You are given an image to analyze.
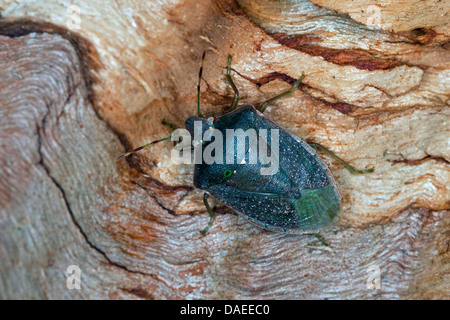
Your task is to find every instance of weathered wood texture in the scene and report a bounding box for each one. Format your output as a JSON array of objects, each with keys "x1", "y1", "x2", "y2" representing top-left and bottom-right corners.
[
  {"x1": 0, "y1": 0, "x2": 449, "y2": 299},
  {"x1": 309, "y1": 0, "x2": 449, "y2": 41}
]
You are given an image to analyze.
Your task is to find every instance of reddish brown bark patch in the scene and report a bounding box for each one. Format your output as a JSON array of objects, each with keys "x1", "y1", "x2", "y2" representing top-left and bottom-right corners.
[
  {"x1": 326, "y1": 102, "x2": 356, "y2": 115},
  {"x1": 408, "y1": 28, "x2": 438, "y2": 45},
  {"x1": 271, "y1": 33, "x2": 400, "y2": 71},
  {"x1": 254, "y1": 71, "x2": 297, "y2": 86}
]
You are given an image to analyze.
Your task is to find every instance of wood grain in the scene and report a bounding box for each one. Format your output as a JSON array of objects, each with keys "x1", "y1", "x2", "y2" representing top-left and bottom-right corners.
[{"x1": 0, "y1": 0, "x2": 448, "y2": 299}]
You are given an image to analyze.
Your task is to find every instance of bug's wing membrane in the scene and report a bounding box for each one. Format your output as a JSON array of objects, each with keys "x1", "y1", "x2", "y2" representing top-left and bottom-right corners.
[{"x1": 291, "y1": 184, "x2": 340, "y2": 229}]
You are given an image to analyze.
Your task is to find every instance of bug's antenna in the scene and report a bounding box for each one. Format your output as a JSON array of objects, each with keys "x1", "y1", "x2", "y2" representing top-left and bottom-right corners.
[
  {"x1": 116, "y1": 136, "x2": 171, "y2": 161},
  {"x1": 197, "y1": 50, "x2": 206, "y2": 118}
]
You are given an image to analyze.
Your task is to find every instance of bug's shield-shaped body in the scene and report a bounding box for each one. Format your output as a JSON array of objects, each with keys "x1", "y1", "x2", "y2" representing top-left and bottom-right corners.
[{"x1": 185, "y1": 105, "x2": 341, "y2": 233}]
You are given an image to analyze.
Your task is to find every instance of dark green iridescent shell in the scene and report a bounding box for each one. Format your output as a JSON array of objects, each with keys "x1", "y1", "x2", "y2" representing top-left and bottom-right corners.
[{"x1": 185, "y1": 105, "x2": 340, "y2": 233}]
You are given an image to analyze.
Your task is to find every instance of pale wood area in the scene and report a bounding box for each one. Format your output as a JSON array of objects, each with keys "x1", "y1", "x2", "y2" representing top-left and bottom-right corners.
[
  {"x1": 0, "y1": 0, "x2": 448, "y2": 299},
  {"x1": 309, "y1": 0, "x2": 449, "y2": 41}
]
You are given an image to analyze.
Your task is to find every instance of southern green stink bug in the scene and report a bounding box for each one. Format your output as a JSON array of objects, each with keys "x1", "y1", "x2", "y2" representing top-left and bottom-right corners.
[{"x1": 118, "y1": 52, "x2": 373, "y2": 242}]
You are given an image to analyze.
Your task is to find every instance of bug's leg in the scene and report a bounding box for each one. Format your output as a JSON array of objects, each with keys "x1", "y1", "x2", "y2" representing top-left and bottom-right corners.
[
  {"x1": 305, "y1": 233, "x2": 329, "y2": 247},
  {"x1": 226, "y1": 55, "x2": 240, "y2": 111},
  {"x1": 308, "y1": 142, "x2": 374, "y2": 174},
  {"x1": 200, "y1": 193, "x2": 216, "y2": 235},
  {"x1": 259, "y1": 73, "x2": 305, "y2": 113},
  {"x1": 161, "y1": 119, "x2": 178, "y2": 131}
]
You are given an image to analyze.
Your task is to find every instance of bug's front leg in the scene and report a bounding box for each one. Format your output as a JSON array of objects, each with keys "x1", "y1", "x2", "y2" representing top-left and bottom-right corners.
[
  {"x1": 161, "y1": 119, "x2": 178, "y2": 131},
  {"x1": 200, "y1": 193, "x2": 216, "y2": 235},
  {"x1": 226, "y1": 55, "x2": 240, "y2": 111},
  {"x1": 304, "y1": 233, "x2": 335, "y2": 253},
  {"x1": 259, "y1": 73, "x2": 305, "y2": 113},
  {"x1": 308, "y1": 142, "x2": 374, "y2": 174}
]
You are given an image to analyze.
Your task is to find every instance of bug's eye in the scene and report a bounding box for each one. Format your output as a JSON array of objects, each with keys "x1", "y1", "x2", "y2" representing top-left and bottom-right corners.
[{"x1": 223, "y1": 169, "x2": 233, "y2": 178}]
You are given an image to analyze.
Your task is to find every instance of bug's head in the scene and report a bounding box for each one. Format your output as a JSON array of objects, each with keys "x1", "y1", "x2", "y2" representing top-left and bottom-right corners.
[
  {"x1": 185, "y1": 116, "x2": 205, "y2": 137},
  {"x1": 185, "y1": 115, "x2": 237, "y2": 189},
  {"x1": 185, "y1": 116, "x2": 216, "y2": 138}
]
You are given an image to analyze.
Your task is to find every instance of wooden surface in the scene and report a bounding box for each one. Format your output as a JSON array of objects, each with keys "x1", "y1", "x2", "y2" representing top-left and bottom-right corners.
[
  {"x1": 309, "y1": 0, "x2": 449, "y2": 40},
  {"x1": 0, "y1": 0, "x2": 449, "y2": 299}
]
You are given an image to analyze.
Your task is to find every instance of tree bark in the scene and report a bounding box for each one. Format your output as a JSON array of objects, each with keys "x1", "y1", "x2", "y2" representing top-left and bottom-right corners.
[{"x1": 0, "y1": 0, "x2": 448, "y2": 299}]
